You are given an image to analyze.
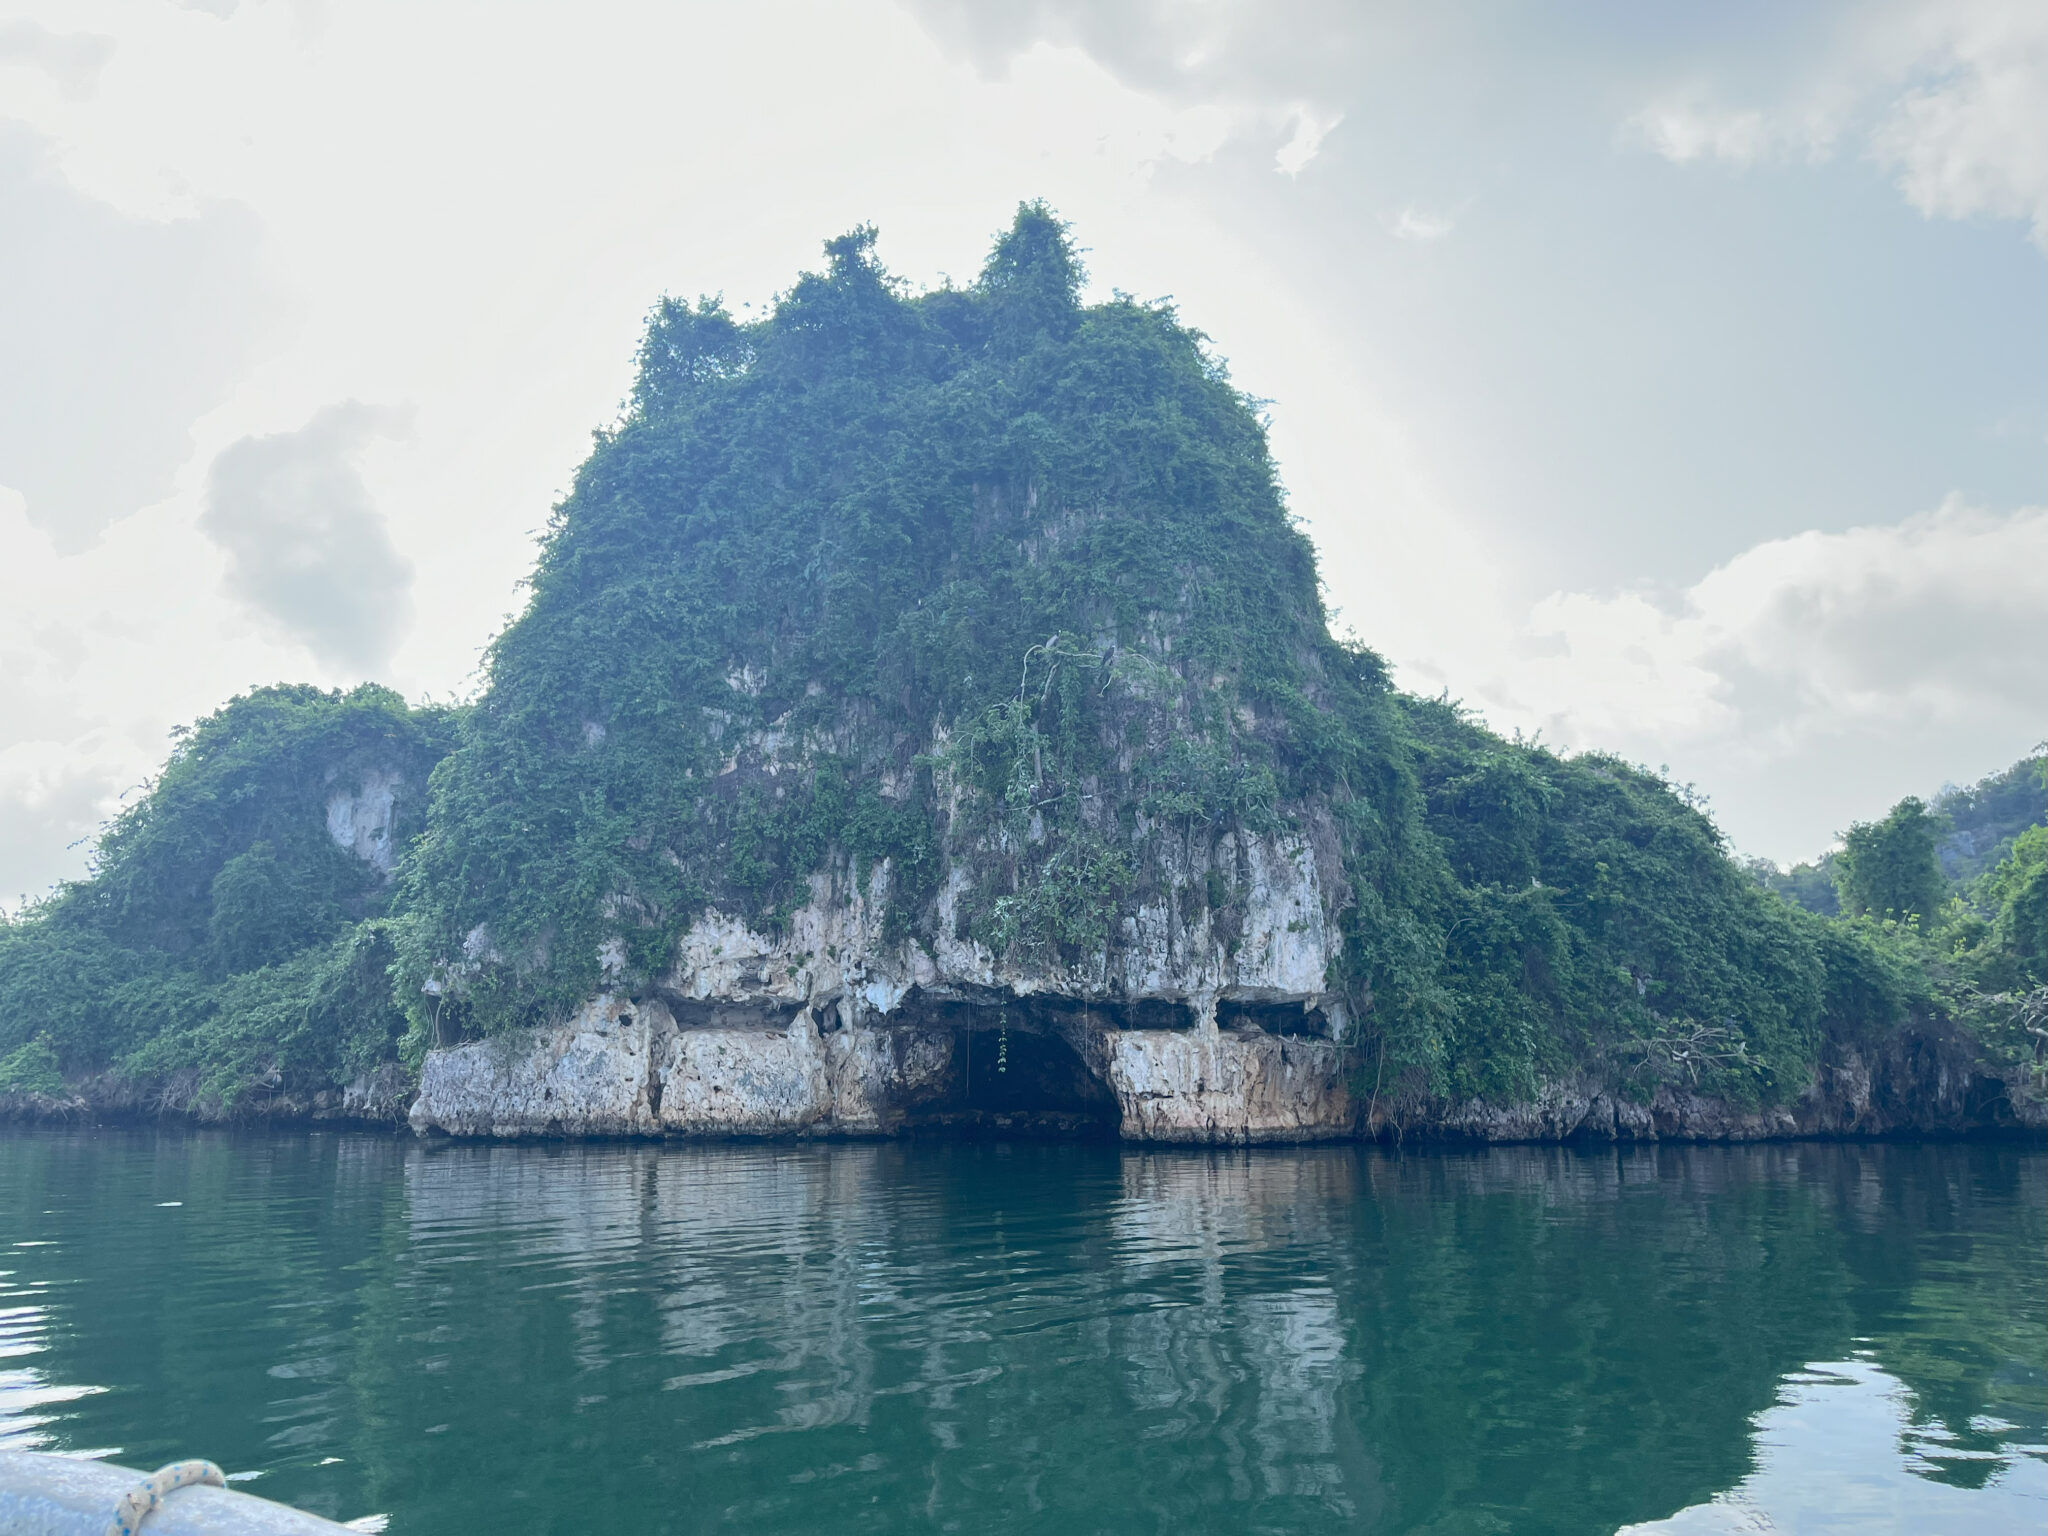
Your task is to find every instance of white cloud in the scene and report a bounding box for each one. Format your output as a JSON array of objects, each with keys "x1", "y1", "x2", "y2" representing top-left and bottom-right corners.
[
  {"x1": 1628, "y1": 102, "x2": 1795, "y2": 168},
  {"x1": 1489, "y1": 498, "x2": 2048, "y2": 856},
  {"x1": 0, "y1": 483, "x2": 311, "y2": 905},
  {"x1": 1275, "y1": 106, "x2": 1341, "y2": 176},
  {"x1": 201, "y1": 403, "x2": 417, "y2": 675},
  {"x1": 1685, "y1": 500, "x2": 2044, "y2": 734},
  {"x1": 1870, "y1": 3, "x2": 2048, "y2": 243},
  {"x1": 905, "y1": 0, "x2": 1352, "y2": 175},
  {"x1": 1390, "y1": 205, "x2": 1454, "y2": 242},
  {"x1": 0, "y1": 20, "x2": 114, "y2": 101},
  {"x1": 1629, "y1": 0, "x2": 2048, "y2": 244},
  {"x1": 1537, "y1": 497, "x2": 2045, "y2": 742},
  {"x1": 0, "y1": 750, "x2": 120, "y2": 911}
]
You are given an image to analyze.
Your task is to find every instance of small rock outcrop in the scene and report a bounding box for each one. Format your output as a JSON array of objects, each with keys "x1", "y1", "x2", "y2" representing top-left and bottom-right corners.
[
  {"x1": 412, "y1": 996, "x2": 663, "y2": 1138},
  {"x1": 1096, "y1": 1026, "x2": 1349, "y2": 1143},
  {"x1": 325, "y1": 766, "x2": 407, "y2": 876}
]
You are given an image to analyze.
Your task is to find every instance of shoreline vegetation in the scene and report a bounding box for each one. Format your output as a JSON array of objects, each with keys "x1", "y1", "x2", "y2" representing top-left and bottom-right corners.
[{"x1": 1, "y1": 206, "x2": 2042, "y2": 1143}]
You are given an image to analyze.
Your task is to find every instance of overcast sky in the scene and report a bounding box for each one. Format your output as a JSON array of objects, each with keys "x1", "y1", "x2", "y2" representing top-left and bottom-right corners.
[{"x1": 0, "y1": 0, "x2": 2041, "y2": 901}]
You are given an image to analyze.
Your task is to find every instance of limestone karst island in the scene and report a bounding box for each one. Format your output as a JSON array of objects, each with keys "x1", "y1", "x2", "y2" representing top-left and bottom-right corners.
[
  {"x1": 2, "y1": 160, "x2": 2044, "y2": 1536},
  {"x1": 2, "y1": 209, "x2": 2041, "y2": 1148}
]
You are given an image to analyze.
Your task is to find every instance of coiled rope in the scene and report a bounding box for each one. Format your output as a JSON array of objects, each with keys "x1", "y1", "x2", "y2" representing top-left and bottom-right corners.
[{"x1": 105, "y1": 1459, "x2": 225, "y2": 1536}]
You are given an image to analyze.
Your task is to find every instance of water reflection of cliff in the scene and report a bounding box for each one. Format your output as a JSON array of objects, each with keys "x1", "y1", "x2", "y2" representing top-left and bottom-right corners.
[
  {"x1": 0, "y1": 1131, "x2": 2038, "y2": 1534},
  {"x1": 380, "y1": 1140, "x2": 2044, "y2": 1533}
]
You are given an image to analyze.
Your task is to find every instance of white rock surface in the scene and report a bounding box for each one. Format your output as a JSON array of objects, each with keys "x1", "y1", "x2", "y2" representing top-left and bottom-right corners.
[
  {"x1": 410, "y1": 994, "x2": 661, "y2": 1137},
  {"x1": 324, "y1": 767, "x2": 404, "y2": 875},
  {"x1": 1230, "y1": 833, "x2": 1335, "y2": 995},
  {"x1": 654, "y1": 820, "x2": 1341, "y2": 1023},
  {"x1": 1100, "y1": 1024, "x2": 1352, "y2": 1144},
  {"x1": 412, "y1": 1002, "x2": 1352, "y2": 1144},
  {"x1": 656, "y1": 1015, "x2": 833, "y2": 1134},
  {"x1": 820, "y1": 1024, "x2": 954, "y2": 1134}
]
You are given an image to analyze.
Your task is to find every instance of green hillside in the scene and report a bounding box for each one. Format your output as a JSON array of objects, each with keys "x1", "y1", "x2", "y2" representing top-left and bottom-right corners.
[{"x1": 0, "y1": 685, "x2": 458, "y2": 1111}]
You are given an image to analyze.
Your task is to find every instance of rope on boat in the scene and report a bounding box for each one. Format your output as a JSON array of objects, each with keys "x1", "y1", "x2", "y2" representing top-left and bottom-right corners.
[{"x1": 105, "y1": 1460, "x2": 225, "y2": 1536}]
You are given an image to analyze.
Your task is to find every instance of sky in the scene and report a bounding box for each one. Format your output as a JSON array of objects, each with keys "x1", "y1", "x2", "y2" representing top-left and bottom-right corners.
[{"x1": 0, "y1": 0, "x2": 2041, "y2": 903}]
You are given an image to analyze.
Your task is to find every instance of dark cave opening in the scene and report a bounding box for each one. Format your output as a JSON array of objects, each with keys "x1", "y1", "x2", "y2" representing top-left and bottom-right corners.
[
  {"x1": 893, "y1": 998, "x2": 1122, "y2": 1139},
  {"x1": 1216, "y1": 997, "x2": 1330, "y2": 1037}
]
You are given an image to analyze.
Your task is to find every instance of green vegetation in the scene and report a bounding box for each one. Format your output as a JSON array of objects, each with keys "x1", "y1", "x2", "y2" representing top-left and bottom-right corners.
[
  {"x1": 1838, "y1": 797, "x2": 1948, "y2": 924},
  {"x1": 0, "y1": 684, "x2": 458, "y2": 1111},
  {"x1": 0, "y1": 205, "x2": 2040, "y2": 1121},
  {"x1": 1934, "y1": 754, "x2": 2047, "y2": 883},
  {"x1": 1741, "y1": 752, "x2": 2048, "y2": 1113},
  {"x1": 1393, "y1": 702, "x2": 1832, "y2": 1103},
  {"x1": 0, "y1": 1034, "x2": 64, "y2": 1096},
  {"x1": 1755, "y1": 754, "x2": 2046, "y2": 925},
  {"x1": 1745, "y1": 853, "x2": 1841, "y2": 917}
]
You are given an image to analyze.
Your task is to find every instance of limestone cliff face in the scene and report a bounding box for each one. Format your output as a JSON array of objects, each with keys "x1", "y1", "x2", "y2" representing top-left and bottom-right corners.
[
  {"x1": 406, "y1": 871, "x2": 2040, "y2": 1145},
  {"x1": 410, "y1": 1005, "x2": 1354, "y2": 1145},
  {"x1": 403, "y1": 771, "x2": 2039, "y2": 1147},
  {"x1": 1097, "y1": 1029, "x2": 1348, "y2": 1143},
  {"x1": 406, "y1": 1002, "x2": 2045, "y2": 1145},
  {"x1": 403, "y1": 748, "x2": 1373, "y2": 1140},
  {"x1": 411, "y1": 786, "x2": 1365, "y2": 1144}
]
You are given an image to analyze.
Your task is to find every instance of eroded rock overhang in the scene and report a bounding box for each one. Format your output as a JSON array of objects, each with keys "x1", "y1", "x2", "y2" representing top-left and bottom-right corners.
[
  {"x1": 409, "y1": 985, "x2": 1355, "y2": 1144},
  {"x1": 411, "y1": 824, "x2": 1357, "y2": 1144}
]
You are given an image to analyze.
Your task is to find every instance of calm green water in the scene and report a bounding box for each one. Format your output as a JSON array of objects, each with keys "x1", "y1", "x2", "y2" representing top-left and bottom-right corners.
[{"x1": 1, "y1": 1133, "x2": 2041, "y2": 1535}]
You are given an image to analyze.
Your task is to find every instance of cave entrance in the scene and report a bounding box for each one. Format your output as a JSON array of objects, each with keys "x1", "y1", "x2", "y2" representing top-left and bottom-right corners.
[{"x1": 900, "y1": 1007, "x2": 1121, "y2": 1140}]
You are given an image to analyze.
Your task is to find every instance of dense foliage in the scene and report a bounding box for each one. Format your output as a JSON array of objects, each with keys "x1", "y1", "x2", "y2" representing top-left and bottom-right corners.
[
  {"x1": 1837, "y1": 797, "x2": 1949, "y2": 924},
  {"x1": 1398, "y1": 701, "x2": 1830, "y2": 1102},
  {"x1": 1761, "y1": 754, "x2": 2047, "y2": 923},
  {"x1": 0, "y1": 685, "x2": 458, "y2": 1109},
  {"x1": 1742, "y1": 752, "x2": 2048, "y2": 1110},
  {"x1": 1934, "y1": 754, "x2": 2047, "y2": 883}
]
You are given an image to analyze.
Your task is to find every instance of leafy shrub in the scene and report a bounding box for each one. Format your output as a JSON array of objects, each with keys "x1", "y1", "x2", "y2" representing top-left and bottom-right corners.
[
  {"x1": 0, "y1": 1035, "x2": 64, "y2": 1096},
  {"x1": 1837, "y1": 797, "x2": 1949, "y2": 924}
]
